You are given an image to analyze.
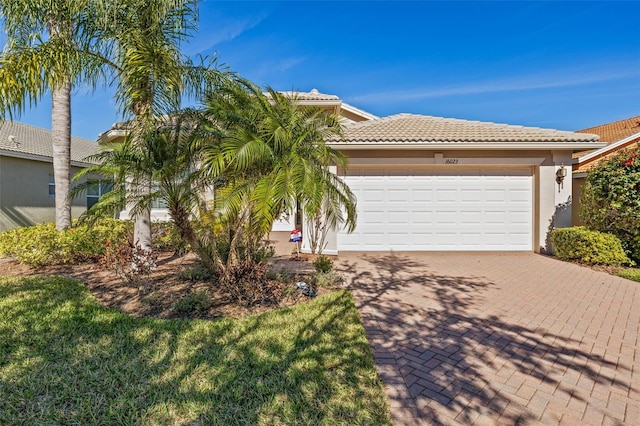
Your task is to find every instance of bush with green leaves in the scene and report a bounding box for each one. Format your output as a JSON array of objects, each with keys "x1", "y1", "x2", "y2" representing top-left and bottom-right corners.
[
  {"x1": 152, "y1": 222, "x2": 188, "y2": 254},
  {"x1": 0, "y1": 219, "x2": 132, "y2": 266},
  {"x1": 313, "y1": 255, "x2": 333, "y2": 273},
  {"x1": 550, "y1": 227, "x2": 630, "y2": 266},
  {"x1": 580, "y1": 147, "x2": 640, "y2": 262}
]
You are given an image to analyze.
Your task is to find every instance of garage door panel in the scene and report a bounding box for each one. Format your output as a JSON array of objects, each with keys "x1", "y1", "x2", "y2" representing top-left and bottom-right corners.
[
  {"x1": 338, "y1": 167, "x2": 533, "y2": 251},
  {"x1": 509, "y1": 189, "x2": 531, "y2": 202},
  {"x1": 435, "y1": 211, "x2": 458, "y2": 225},
  {"x1": 412, "y1": 211, "x2": 434, "y2": 224},
  {"x1": 412, "y1": 189, "x2": 435, "y2": 202},
  {"x1": 388, "y1": 211, "x2": 411, "y2": 224},
  {"x1": 362, "y1": 189, "x2": 385, "y2": 202}
]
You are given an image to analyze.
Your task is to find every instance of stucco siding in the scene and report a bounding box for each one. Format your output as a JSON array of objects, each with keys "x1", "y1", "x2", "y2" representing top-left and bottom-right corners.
[{"x1": 0, "y1": 156, "x2": 87, "y2": 232}]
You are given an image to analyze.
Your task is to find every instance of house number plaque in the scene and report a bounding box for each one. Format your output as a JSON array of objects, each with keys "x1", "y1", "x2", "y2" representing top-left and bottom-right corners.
[{"x1": 445, "y1": 158, "x2": 459, "y2": 164}]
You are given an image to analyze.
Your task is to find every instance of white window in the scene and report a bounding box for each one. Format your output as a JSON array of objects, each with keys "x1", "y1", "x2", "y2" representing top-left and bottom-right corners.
[
  {"x1": 48, "y1": 176, "x2": 55, "y2": 197},
  {"x1": 87, "y1": 181, "x2": 113, "y2": 209}
]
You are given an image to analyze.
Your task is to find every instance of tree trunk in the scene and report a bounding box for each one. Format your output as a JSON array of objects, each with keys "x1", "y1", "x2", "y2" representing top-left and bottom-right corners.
[
  {"x1": 133, "y1": 180, "x2": 153, "y2": 250},
  {"x1": 170, "y1": 204, "x2": 221, "y2": 274},
  {"x1": 51, "y1": 83, "x2": 72, "y2": 230}
]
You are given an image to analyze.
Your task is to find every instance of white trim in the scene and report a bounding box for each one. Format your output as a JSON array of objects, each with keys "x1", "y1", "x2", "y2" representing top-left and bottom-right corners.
[
  {"x1": 573, "y1": 172, "x2": 587, "y2": 178},
  {"x1": 340, "y1": 102, "x2": 379, "y2": 121},
  {"x1": 577, "y1": 132, "x2": 640, "y2": 163}
]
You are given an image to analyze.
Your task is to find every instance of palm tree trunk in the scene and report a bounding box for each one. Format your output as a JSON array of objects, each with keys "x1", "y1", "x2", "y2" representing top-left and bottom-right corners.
[
  {"x1": 133, "y1": 180, "x2": 153, "y2": 250},
  {"x1": 51, "y1": 83, "x2": 72, "y2": 230},
  {"x1": 170, "y1": 204, "x2": 222, "y2": 273}
]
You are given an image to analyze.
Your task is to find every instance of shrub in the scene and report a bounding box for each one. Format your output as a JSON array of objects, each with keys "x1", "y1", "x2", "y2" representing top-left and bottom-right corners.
[
  {"x1": 617, "y1": 269, "x2": 640, "y2": 283},
  {"x1": 222, "y1": 261, "x2": 283, "y2": 307},
  {"x1": 0, "y1": 219, "x2": 132, "y2": 266},
  {"x1": 265, "y1": 266, "x2": 295, "y2": 283},
  {"x1": 99, "y1": 239, "x2": 158, "y2": 284},
  {"x1": 172, "y1": 290, "x2": 213, "y2": 314},
  {"x1": 550, "y1": 227, "x2": 630, "y2": 266},
  {"x1": 178, "y1": 264, "x2": 213, "y2": 282},
  {"x1": 312, "y1": 255, "x2": 333, "y2": 273},
  {"x1": 152, "y1": 222, "x2": 188, "y2": 254},
  {"x1": 312, "y1": 271, "x2": 344, "y2": 288},
  {"x1": 580, "y1": 147, "x2": 640, "y2": 262},
  {"x1": 213, "y1": 233, "x2": 275, "y2": 265}
]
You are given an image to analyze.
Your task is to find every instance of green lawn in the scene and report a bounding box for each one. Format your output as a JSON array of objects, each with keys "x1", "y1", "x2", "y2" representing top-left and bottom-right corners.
[
  {"x1": 0, "y1": 276, "x2": 391, "y2": 425},
  {"x1": 618, "y1": 268, "x2": 640, "y2": 283}
]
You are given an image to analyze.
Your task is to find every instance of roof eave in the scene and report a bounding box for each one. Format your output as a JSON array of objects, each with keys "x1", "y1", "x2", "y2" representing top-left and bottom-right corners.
[
  {"x1": 98, "y1": 129, "x2": 128, "y2": 144},
  {"x1": 340, "y1": 102, "x2": 379, "y2": 121},
  {"x1": 0, "y1": 149, "x2": 97, "y2": 166},
  {"x1": 328, "y1": 141, "x2": 606, "y2": 150}
]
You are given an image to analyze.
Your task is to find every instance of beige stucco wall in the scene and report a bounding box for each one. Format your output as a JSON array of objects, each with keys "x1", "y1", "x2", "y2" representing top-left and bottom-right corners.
[
  {"x1": 0, "y1": 155, "x2": 87, "y2": 232},
  {"x1": 307, "y1": 148, "x2": 575, "y2": 254}
]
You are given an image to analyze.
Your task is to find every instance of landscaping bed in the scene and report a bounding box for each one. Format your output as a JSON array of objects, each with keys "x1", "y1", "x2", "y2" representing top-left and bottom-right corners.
[
  {"x1": 0, "y1": 259, "x2": 392, "y2": 425},
  {"x1": 0, "y1": 252, "x2": 332, "y2": 320}
]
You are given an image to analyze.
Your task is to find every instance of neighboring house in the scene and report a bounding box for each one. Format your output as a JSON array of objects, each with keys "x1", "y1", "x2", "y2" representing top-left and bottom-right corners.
[
  {"x1": 572, "y1": 116, "x2": 640, "y2": 225},
  {"x1": 0, "y1": 121, "x2": 100, "y2": 232},
  {"x1": 98, "y1": 89, "x2": 605, "y2": 254}
]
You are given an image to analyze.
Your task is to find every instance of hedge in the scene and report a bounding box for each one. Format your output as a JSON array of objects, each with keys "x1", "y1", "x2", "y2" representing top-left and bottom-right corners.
[{"x1": 550, "y1": 226, "x2": 630, "y2": 266}]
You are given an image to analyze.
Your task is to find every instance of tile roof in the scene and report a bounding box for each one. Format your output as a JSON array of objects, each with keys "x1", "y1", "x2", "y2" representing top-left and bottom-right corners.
[
  {"x1": 577, "y1": 115, "x2": 640, "y2": 143},
  {"x1": 333, "y1": 114, "x2": 600, "y2": 144},
  {"x1": 0, "y1": 120, "x2": 99, "y2": 164}
]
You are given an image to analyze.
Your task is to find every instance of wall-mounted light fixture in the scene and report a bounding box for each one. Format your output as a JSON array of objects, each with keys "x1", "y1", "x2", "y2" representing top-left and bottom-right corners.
[{"x1": 556, "y1": 163, "x2": 567, "y2": 191}]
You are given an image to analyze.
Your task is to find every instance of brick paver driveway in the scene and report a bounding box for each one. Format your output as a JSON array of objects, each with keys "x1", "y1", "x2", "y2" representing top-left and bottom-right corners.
[{"x1": 337, "y1": 252, "x2": 639, "y2": 425}]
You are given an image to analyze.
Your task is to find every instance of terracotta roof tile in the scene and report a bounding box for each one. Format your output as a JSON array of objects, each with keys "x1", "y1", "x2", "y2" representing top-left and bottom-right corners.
[
  {"x1": 0, "y1": 121, "x2": 99, "y2": 164},
  {"x1": 577, "y1": 115, "x2": 640, "y2": 143},
  {"x1": 333, "y1": 114, "x2": 599, "y2": 144}
]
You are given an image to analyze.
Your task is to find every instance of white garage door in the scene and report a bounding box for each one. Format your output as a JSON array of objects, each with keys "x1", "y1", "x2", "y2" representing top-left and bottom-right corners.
[{"x1": 338, "y1": 167, "x2": 533, "y2": 251}]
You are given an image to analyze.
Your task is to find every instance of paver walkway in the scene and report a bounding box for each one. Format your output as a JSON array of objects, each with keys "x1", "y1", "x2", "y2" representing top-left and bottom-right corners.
[{"x1": 337, "y1": 252, "x2": 640, "y2": 425}]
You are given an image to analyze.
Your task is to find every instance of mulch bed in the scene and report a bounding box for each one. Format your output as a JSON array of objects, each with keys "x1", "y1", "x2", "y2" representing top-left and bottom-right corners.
[{"x1": 0, "y1": 253, "x2": 333, "y2": 320}]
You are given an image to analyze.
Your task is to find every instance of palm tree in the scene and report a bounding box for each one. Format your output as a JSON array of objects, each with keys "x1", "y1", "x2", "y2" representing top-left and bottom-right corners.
[
  {"x1": 98, "y1": 0, "x2": 224, "y2": 249},
  {"x1": 73, "y1": 114, "x2": 220, "y2": 271},
  {"x1": 200, "y1": 81, "x2": 357, "y2": 268},
  {"x1": 0, "y1": 0, "x2": 106, "y2": 230},
  {"x1": 76, "y1": 78, "x2": 356, "y2": 279}
]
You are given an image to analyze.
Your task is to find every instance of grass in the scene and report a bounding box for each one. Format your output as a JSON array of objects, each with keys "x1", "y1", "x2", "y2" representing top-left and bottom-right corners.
[
  {"x1": 0, "y1": 276, "x2": 391, "y2": 425},
  {"x1": 618, "y1": 268, "x2": 640, "y2": 283}
]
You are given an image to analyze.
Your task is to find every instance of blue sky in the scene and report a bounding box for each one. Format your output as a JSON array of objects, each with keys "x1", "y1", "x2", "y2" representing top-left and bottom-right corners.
[{"x1": 2, "y1": 0, "x2": 640, "y2": 140}]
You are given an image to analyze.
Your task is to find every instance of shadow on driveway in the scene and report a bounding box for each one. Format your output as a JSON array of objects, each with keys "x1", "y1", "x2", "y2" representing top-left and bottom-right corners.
[{"x1": 339, "y1": 252, "x2": 636, "y2": 425}]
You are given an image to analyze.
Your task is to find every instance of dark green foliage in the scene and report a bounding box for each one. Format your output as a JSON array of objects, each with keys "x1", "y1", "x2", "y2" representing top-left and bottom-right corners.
[
  {"x1": 551, "y1": 227, "x2": 630, "y2": 266},
  {"x1": 580, "y1": 147, "x2": 640, "y2": 261},
  {"x1": 313, "y1": 255, "x2": 333, "y2": 273}
]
